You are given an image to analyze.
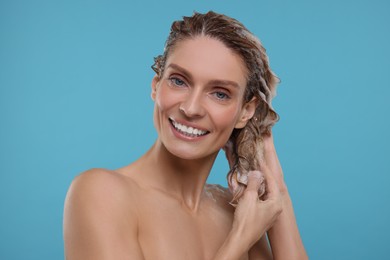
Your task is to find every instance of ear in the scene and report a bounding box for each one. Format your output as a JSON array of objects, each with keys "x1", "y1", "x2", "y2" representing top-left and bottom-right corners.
[
  {"x1": 151, "y1": 75, "x2": 160, "y2": 101},
  {"x1": 235, "y1": 97, "x2": 257, "y2": 129}
]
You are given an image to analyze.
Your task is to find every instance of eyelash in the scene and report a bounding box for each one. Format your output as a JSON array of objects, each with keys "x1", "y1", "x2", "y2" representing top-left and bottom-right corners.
[
  {"x1": 212, "y1": 91, "x2": 231, "y2": 101},
  {"x1": 167, "y1": 75, "x2": 231, "y2": 101},
  {"x1": 168, "y1": 76, "x2": 187, "y2": 88}
]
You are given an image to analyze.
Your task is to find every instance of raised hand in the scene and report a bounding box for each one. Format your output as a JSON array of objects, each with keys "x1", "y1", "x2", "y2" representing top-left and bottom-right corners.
[
  {"x1": 217, "y1": 133, "x2": 307, "y2": 259},
  {"x1": 231, "y1": 170, "x2": 283, "y2": 252},
  {"x1": 260, "y1": 132, "x2": 308, "y2": 260},
  {"x1": 261, "y1": 133, "x2": 287, "y2": 194}
]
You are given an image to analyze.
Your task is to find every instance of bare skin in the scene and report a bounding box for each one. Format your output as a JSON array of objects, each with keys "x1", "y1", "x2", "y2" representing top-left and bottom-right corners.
[{"x1": 63, "y1": 36, "x2": 307, "y2": 260}]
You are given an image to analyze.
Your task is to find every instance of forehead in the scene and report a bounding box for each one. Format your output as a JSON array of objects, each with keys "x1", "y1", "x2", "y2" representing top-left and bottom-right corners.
[{"x1": 165, "y1": 36, "x2": 248, "y2": 87}]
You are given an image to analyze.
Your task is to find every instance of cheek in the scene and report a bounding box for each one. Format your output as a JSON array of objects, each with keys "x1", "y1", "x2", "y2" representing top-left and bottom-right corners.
[
  {"x1": 155, "y1": 86, "x2": 177, "y2": 113},
  {"x1": 211, "y1": 105, "x2": 242, "y2": 130}
]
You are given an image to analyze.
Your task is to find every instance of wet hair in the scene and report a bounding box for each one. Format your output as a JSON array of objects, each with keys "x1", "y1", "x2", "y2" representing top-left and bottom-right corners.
[{"x1": 152, "y1": 11, "x2": 279, "y2": 203}]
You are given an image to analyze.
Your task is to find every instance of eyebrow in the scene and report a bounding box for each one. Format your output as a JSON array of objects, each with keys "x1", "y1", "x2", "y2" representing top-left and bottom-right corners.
[
  {"x1": 166, "y1": 63, "x2": 240, "y2": 88},
  {"x1": 166, "y1": 63, "x2": 194, "y2": 82}
]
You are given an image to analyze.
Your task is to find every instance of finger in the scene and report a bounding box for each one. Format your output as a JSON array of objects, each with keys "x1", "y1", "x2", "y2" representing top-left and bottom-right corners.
[
  {"x1": 260, "y1": 165, "x2": 280, "y2": 200},
  {"x1": 261, "y1": 133, "x2": 283, "y2": 174},
  {"x1": 245, "y1": 171, "x2": 264, "y2": 193},
  {"x1": 262, "y1": 134, "x2": 276, "y2": 163},
  {"x1": 265, "y1": 172, "x2": 278, "y2": 197}
]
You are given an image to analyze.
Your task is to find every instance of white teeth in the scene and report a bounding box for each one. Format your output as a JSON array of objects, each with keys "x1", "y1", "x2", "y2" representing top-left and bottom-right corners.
[{"x1": 171, "y1": 119, "x2": 207, "y2": 136}]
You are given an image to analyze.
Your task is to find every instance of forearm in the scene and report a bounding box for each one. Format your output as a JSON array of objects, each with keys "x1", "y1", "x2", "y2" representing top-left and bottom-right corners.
[
  {"x1": 267, "y1": 189, "x2": 308, "y2": 260},
  {"x1": 213, "y1": 228, "x2": 248, "y2": 260}
]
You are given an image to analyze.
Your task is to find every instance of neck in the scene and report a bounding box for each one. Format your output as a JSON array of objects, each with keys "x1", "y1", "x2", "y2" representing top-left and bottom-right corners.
[{"x1": 141, "y1": 140, "x2": 218, "y2": 212}]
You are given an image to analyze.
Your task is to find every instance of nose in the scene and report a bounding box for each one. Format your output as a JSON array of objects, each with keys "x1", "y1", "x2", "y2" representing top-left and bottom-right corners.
[{"x1": 179, "y1": 88, "x2": 206, "y2": 118}]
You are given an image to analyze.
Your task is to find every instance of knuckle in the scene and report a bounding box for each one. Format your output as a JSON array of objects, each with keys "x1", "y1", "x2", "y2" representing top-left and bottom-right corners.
[
  {"x1": 275, "y1": 205, "x2": 283, "y2": 215},
  {"x1": 273, "y1": 202, "x2": 283, "y2": 215},
  {"x1": 267, "y1": 199, "x2": 283, "y2": 215}
]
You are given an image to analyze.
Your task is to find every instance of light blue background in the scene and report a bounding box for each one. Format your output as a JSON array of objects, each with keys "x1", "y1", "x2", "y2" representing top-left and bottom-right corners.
[{"x1": 1, "y1": 0, "x2": 389, "y2": 259}]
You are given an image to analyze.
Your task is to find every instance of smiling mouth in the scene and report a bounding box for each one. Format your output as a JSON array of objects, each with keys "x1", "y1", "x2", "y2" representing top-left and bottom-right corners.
[{"x1": 169, "y1": 118, "x2": 209, "y2": 137}]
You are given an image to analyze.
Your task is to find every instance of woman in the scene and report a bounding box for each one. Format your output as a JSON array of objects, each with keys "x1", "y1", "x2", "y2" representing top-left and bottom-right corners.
[{"x1": 64, "y1": 11, "x2": 308, "y2": 260}]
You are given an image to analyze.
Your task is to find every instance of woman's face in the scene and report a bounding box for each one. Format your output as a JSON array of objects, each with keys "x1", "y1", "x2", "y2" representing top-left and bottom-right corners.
[{"x1": 152, "y1": 36, "x2": 256, "y2": 160}]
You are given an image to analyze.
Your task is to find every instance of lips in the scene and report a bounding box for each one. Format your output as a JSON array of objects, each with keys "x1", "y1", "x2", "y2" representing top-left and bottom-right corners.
[{"x1": 169, "y1": 118, "x2": 209, "y2": 137}]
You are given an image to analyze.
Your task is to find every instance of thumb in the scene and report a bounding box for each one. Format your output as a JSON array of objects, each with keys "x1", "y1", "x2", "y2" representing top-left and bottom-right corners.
[{"x1": 245, "y1": 171, "x2": 264, "y2": 193}]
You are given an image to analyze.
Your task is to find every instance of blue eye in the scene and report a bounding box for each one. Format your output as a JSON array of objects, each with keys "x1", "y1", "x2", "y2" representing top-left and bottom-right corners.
[
  {"x1": 169, "y1": 77, "x2": 186, "y2": 87},
  {"x1": 214, "y1": 91, "x2": 230, "y2": 100}
]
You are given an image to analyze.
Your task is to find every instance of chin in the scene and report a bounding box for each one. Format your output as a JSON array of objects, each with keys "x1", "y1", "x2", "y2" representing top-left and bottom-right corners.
[{"x1": 165, "y1": 143, "x2": 218, "y2": 161}]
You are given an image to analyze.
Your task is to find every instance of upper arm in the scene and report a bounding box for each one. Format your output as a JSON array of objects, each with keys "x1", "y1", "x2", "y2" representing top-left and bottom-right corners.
[
  {"x1": 63, "y1": 169, "x2": 144, "y2": 260},
  {"x1": 248, "y1": 235, "x2": 273, "y2": 260}
]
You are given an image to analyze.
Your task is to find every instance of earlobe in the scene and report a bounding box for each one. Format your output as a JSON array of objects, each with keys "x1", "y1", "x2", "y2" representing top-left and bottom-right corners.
[
  {"x1": 234, "y1": 97, "x2": 257, "y2": 129},
  {"x1": 151, "y1": 75, "x2": 159, "y2": 101}
]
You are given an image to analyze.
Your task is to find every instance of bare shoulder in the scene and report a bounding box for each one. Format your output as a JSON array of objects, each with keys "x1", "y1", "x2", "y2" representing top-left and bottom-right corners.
[
  {"x1": 64, "y1": 168, "x2": 144, "y2": 259},
  {"x1": 205, "y1": 183, "x2": 234, "y2": 212},
  {"x1": 71, "y1": 167, "x2": 138, "y2": 190},
  {"x1": 65, "y1": 168, "x2": 139, "y2": 210},
  {"x1": 64, "y1": 168, "x2": 142, "y2": 227}
]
